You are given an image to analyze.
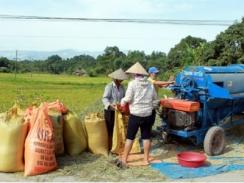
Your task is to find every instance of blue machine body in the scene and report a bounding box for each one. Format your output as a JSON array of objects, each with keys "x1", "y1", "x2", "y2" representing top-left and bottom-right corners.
[{"x1": 164, "y1": 64, "x2": 244, "y2": 145}]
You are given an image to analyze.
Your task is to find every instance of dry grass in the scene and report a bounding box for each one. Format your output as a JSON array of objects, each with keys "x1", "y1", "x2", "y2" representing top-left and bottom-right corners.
[{"x1": 0, "y1": 124, "x2": 243, "y2": 182}]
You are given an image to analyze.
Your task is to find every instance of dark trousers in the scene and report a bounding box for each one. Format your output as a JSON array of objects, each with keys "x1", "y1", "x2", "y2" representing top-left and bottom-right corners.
[
  {"x1": 104, "y1": 109, "x2": 115, "y2": 149},
  {"x1": 127, "y1": 113, "x2": 154, "y2": 140},
  {"x1": 151, "y1": 109, "x2": 156, "y2": 127}
]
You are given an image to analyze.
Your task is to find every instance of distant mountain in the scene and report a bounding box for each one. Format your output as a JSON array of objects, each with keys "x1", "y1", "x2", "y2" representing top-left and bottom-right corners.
[{"x1": 0, "y1": 49, "x2": 102, "y2": 60}]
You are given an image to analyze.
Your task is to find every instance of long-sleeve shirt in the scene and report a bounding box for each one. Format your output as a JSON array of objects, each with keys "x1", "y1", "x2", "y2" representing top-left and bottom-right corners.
[
  {"x1": 102, "y1": 82, "x2": 126, "y2": 110},
  {"x1": 121, "y1": 77, "x2": 158, "y2": 117},
  {"x1": 148, "y1": 77, "x2": 159, "y2": 94}
]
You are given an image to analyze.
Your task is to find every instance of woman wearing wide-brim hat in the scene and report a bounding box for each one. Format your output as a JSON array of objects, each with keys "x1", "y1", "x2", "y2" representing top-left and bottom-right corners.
[
  {"x1": 118, "y1": 62, "x2": 158, "y2": 168},
  {"x1": 102, "y1": 68, "x2": 128, "y2": 150}
]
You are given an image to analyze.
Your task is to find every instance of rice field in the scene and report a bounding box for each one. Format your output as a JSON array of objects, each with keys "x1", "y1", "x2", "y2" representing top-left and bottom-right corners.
[
  {"x1": 0, "y1": 73, "x2": 109, "y2": 113},
  {"x1": 0, "y1": 73, "x2": 172, "y2": 114}
]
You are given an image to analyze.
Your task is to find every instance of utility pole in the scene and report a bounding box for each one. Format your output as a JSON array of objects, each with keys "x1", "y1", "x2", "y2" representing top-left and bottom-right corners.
[
  {"x1": 29, "y1": 57, "x2": 33, "y2": 78},
  {"x1": 15, "y1": 50, "x2": 18, "y2": 79}
]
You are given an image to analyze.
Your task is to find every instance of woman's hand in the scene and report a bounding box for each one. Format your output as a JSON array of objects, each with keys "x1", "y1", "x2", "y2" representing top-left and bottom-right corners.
[
  {"x1": 117, "y1": 103, "x2": 130, "y2": 115},
  {"x1": 109, "y1": 104, "x2": 117, "y2": 110}
]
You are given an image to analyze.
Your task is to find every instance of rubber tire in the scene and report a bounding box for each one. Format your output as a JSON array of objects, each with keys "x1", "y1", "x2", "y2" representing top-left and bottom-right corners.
[{"x1": 204, "y1": 126, "x2": 225, "y2": 156}]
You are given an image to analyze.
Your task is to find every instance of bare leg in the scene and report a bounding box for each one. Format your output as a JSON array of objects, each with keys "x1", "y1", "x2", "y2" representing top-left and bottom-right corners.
[
  {"x1": 122, "y1": 139, "x2": 134, "y2": 164},
  {"x1": 143, "y1": 139, "x2": 151, "y2": 165}
]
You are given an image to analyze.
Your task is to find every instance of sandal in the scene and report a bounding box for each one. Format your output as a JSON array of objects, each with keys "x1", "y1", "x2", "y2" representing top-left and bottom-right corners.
[
  {"x1": 116, "y1": 160, "x2": 129, "y2": 169},
  {"x1": 110, "y1": 158, "x2": 120, "y2": 164}
]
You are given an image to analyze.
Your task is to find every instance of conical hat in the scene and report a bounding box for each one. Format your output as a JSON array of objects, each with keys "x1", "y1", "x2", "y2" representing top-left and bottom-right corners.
[
  {"x1": 125, "y1": 62, "x2": 148, "y2": 76},
  {"x1": 108, "y1": 68, "x2": 128, "y2": 80}
]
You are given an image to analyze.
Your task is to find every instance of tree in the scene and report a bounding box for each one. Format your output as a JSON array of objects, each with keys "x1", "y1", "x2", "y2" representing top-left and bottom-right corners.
[
  {"x1": 66, "y1": 55, "x2": 96, "y2": 74},
  {"x1": 124, "y1": 50, "x2": 147, "y2": 70},
  {"x1": 46, "y1": 55, "x2": 64, "y2": 74},
  {"x1": 201, "y1": 19, "x2": 244, "y2": 66},
  {"x1": 96, "y1": 46, "x2": 126, "y2": 74},
  {"x1": 167, "y1": 36, "x2": 207, "y2": 69},
  {"x1": 0, "y1": 57, "x2": 10, "y2": 67},
  {"x1": 147, "y1": 51, "x2": 167, "y2": 71},
  {"x1": 186, "y1": 42, "x2": 208, "y2": 66}
]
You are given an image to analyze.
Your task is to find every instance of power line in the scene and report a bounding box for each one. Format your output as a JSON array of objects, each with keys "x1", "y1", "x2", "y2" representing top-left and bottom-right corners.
[
  {"x1": 0, "y1": 14, "x2": 234, "y2": 26},
  {"x1": 0, "y1": 34, "x2": 173, "y2": 40}
]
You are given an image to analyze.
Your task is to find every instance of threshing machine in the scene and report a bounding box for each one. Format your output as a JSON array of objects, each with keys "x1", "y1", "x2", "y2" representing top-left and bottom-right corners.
[{"x1": 159, "y1": 64, "x2": 244, "y2": 155}]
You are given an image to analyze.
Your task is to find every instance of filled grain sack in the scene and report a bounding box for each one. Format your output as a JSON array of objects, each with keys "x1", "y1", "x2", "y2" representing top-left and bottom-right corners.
[
  {"x1": 63, "y1": 111, "x2": 87, "y2": 156},
  {"x1": 84, "y1": 113, "x2": 108, "y2": 156},
  {"x1": 48, "y1": 100, "x2": 68, "y2": 155},
  {"x1": 49, "y1": 110, "x2": 64, "y2": 155},
  {"x1": 0, "y1": 105, "x2": 28, "y2": 172},
  {"x1": 111, "y1": 110, "x2": 141, "y2": 155},
  {"x1": 24, "y1": 103, "x2": 57, "y2": 176}
]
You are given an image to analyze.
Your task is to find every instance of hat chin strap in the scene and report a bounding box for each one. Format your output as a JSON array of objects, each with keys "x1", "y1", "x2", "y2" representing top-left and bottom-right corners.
[
  {"x1": 114, "y1": 79, "x2": 122, "y2": 86},
  {"x1": 135, "y1": 74, "x2": 144, "y2": 77}
]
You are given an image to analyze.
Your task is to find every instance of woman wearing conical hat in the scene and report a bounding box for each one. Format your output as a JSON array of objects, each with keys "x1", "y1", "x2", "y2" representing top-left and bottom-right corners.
[
  {"x1": 118, "y1": 62, "x2": 158, "y2": 167},
  {"x1": 102, "y1": 68, "x2": 128, "y2": 150}
]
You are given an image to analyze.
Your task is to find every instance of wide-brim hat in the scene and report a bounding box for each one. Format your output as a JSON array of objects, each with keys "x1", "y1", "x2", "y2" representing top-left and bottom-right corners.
[
  {"x1": 108, "y1": 68, "x2": 128, "y2": 80},
  {"x1": 125, "y1": 62, "x2": 148, "y2": 76}
]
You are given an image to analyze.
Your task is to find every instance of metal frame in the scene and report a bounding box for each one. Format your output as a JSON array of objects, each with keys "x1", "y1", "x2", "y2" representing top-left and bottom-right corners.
[{"x1": 161, "y1": 64, "x2": 244, "y2": 145}]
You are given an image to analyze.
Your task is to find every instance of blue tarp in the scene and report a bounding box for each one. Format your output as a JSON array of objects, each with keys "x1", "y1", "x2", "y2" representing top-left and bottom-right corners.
[{"x1": 151, "y1": 162, "x2": 244, "y2": 179}]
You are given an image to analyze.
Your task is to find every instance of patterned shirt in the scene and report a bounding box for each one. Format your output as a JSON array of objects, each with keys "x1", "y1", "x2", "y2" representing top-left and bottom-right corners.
[{"x1": 102, "y1": 81, "x2": 125, "y2": 110}]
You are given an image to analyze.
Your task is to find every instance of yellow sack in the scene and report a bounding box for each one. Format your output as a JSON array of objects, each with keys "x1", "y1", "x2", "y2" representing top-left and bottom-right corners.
[
  {"x1": 63, "y1": 111, "x2": 87, "y2": 156},
  {"x1": 49, "y1": 110, "x2": 64, "y2": 155},
  {"x1": 111, "y1": 110, "x2": 141, "y2": 155},
  {"x1": 0, "y1": 105, "x2": 28, "y2": 172},
  {"x1": 84, "y1": 113, "x2": 108, "y2": 156}
]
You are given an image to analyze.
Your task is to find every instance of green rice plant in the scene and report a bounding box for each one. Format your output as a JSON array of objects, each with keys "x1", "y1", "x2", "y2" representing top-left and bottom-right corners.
[{"x1": 0, "y1": 73, "x2": 110, "y2": 113}]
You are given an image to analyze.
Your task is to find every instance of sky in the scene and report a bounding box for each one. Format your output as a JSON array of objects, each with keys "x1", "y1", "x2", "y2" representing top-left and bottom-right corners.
[{"x1": 0, "y1": 0, "x2": 244, "y2": 54}]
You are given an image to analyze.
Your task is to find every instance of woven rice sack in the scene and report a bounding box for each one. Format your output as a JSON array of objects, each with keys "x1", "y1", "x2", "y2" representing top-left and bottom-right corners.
[{"x1": 84, "y1": 113, "x2": 108, "y2": 156}]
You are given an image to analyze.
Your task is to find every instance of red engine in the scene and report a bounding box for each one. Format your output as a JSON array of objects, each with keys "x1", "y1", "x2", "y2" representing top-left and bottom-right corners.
[{"x1": 160, "y1": 99, "x2": 200, "y2": 130}]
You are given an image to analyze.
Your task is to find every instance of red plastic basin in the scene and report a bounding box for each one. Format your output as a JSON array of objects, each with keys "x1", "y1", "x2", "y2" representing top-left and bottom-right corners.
[{"x1": 177, "y1": 151, "x2": 207, "y2": 168}]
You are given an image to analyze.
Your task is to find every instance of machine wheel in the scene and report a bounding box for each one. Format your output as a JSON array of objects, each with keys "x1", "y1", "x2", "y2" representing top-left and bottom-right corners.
[{"x1": 204, "y1": 126, "x2": 225, "y2": 156}]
